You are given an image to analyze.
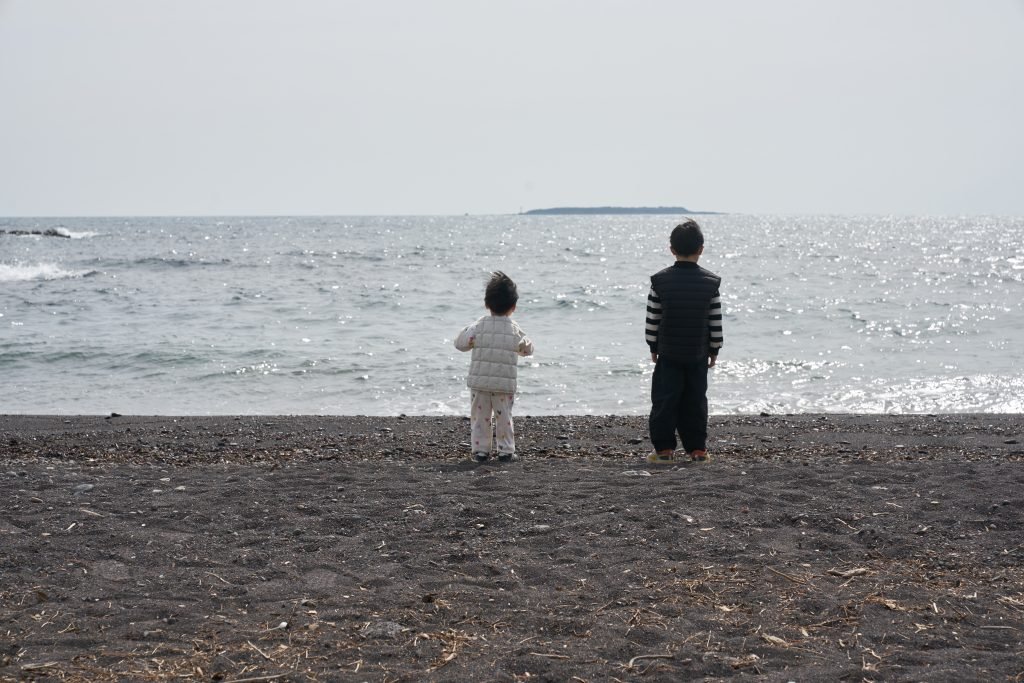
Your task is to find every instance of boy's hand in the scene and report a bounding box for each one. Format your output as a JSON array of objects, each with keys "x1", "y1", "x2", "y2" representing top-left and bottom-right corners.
[
  {"x1": 708, "y1": 354, "x2": 717, "y2": 368},
  {"x1": 651, "y1": 353, "x2": 658, "y2": 363}
]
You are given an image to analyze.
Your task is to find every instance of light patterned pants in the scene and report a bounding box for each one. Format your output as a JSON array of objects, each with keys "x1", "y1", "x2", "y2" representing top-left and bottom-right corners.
[{"x1": 470, "y1": 390, "x2": 516, "y2": 455}]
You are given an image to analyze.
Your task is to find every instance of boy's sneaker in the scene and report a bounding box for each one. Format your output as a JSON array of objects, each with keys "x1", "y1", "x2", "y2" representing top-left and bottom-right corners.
[
  {"x1": 473, "y1": 452, "x2": 490, "y2": 463},
  {"x1": 689, "y1": 450, "x2": 710, "y2": 463},
  {"x1": 497, "y1": 452, "x2": 519, "y2": 463},
  {"x1": 646, "y1": 449, "x2": 677, "y2": 464}
]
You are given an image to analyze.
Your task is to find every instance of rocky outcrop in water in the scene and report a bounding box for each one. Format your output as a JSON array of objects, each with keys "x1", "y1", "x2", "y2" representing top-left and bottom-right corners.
[{"x1": 0, "y1": 228, "x2": 71, "y2": 238}]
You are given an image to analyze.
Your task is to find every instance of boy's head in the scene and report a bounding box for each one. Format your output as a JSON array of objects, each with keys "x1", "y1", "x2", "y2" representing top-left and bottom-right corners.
[
  {"x1": 670, "y1": 219, "x2": 704, "y2": 257},
  {"x1": 485, "y1": 271, "x2": 518, "y2": 315}
]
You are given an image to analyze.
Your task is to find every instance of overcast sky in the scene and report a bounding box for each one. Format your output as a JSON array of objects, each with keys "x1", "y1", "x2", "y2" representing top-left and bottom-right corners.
[{"x1": 1, "y1": 1, "x2": 1022, "y2": 216}]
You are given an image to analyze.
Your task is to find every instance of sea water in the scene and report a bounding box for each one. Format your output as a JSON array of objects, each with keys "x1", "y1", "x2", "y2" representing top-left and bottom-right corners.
[{"x1": 1, "y1": 214, "x2": 1022, "y2": 415}]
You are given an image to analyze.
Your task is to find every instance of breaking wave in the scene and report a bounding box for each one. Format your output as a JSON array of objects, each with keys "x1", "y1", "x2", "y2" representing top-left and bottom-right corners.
[{"x1": 0, "y1": 262, "x2": 97, "y2": 282}]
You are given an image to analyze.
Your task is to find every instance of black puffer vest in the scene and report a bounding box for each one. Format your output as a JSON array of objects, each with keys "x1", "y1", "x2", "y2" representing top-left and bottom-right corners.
[{"x1": 650, "y1": 261, "x2": 721, "y2": 361}]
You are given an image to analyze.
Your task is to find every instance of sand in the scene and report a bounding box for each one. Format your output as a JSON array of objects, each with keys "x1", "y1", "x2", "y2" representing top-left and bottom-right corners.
[{"x1": 1, "y1": 413, "x2": 1022, "y2": 682}]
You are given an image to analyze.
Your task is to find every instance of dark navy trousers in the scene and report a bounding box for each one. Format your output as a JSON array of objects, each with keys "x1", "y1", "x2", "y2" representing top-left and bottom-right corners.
[{"x1": 649, "y1": 356, "x2": 709, "y2": 453}]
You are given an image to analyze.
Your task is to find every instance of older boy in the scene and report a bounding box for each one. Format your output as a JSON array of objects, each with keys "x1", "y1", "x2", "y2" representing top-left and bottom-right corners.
[{"x1": 645, "y1": 220, "x2": 723, "y2": 464}]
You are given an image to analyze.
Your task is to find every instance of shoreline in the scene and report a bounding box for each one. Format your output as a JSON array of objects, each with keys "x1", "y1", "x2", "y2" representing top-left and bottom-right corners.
[
  {"x1": 2, "y1": 413, "x2": 1022, "y2": 464},
  {"x1": 2, "y1": 413, "x2": 1022, "y2": 680}
]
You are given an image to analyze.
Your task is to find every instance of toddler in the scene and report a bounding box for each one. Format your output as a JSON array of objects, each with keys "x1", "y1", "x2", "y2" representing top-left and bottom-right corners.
[{"x1": 454, "y1": 271, "x2": 533, "y2": 462}]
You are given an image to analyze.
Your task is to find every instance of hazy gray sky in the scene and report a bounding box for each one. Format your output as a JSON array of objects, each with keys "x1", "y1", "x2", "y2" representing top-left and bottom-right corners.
[{"x1": 2, "y1": 1, "x2": 1022, "y2": 216}]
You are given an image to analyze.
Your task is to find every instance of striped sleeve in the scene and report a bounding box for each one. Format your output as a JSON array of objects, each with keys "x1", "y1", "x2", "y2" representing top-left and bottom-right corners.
[
  {"x1": 708, "y1": 290, "x2": 723, "y2": 354},
  {"x1": 645, "y1": 285, "x2": 662, "y2": 351}
]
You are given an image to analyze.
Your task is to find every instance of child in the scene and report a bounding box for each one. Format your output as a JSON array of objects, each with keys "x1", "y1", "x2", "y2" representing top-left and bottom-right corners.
[
  {"x1": 645, "y1": 219, "x2": 724, "y2": 464},
  {"x1": 454, "y1": 271, "x2": 534, "y2": 462}
]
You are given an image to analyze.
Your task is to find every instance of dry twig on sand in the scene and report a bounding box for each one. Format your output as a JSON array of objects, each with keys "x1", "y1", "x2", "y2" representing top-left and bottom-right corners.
[{"x1": 827, "y1": 567, "x2": 870, "y2": 579}]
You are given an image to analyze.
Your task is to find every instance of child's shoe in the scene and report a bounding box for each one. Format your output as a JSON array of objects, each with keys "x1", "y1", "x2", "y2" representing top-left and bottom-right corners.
[
  {"x1": 646, "y1": 449, "x2": 677, "y2": 464},
  {"x1": 689, "y1": 449, "x2": 710, "y2": 463},
  {"x1": 473, "y1": 452, "x2": 490, "y2": 463},
  {"x1": 497, "y1": 452, "x2": 519, "y2": 462}
]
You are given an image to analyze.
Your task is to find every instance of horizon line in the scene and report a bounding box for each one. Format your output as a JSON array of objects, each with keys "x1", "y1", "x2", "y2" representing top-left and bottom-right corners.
[{"x1": 5, "y1": 210, "x2": 1023, "y2": 220}]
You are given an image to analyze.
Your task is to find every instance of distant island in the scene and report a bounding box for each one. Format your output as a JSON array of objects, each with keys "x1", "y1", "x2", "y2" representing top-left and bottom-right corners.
[
  {"x1": 521, "y1": 206, "x2": 721, "y2": 216},
  {"x1": 0, "y1": 228, "x2": 71, "y2": 238}
]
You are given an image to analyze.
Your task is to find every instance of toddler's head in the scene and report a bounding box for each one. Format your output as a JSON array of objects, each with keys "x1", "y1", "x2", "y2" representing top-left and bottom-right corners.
[{"x1": 485, "y1": 271, "x2": 518, "y2": 315}]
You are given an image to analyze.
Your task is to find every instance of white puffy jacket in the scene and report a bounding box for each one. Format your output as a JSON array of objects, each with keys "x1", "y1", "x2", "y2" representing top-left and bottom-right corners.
[{"x1": 454, "y1": 315, "x2": 534, "y2": 394}]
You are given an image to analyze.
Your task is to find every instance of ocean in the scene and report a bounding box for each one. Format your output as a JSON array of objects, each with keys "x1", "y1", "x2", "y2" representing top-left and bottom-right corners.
[{"x1": 2, "y1": 215, "x2": 1022, "y2": 416}]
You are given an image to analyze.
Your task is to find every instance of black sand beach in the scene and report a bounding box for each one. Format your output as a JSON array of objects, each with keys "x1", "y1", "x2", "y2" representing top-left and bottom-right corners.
[{"x1": 2, "y1": 414, "x2": 1023, "y2": 681}]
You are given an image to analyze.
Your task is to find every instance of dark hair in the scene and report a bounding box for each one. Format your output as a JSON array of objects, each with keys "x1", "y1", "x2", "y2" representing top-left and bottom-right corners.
[
  {"x1": 485, "y1": 271, "x2": 518, "y2": 315},
  {"x1": 670, "y1": 220, "x2": 704, "y2": 256}
]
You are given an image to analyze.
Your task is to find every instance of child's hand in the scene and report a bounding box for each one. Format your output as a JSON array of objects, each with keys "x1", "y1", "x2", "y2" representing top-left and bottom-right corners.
[{"x1": 454, "y1": 328, "x2": 476, "y2": 352}]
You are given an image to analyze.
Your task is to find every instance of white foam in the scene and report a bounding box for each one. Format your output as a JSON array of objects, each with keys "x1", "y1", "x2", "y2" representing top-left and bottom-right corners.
[
  {"x1": 0, "y1": 262, "x2": 92, "y2": 282},
  {"x1": 57, "y1": 228, "x2": 100, "y2": 239}
]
